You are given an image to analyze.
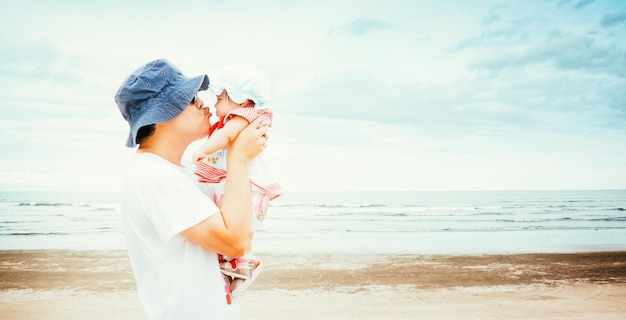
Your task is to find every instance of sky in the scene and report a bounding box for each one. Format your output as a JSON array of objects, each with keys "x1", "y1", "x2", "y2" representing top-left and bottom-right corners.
[{"x1": 0, "y1": 0, "x2": 625, "y2": 192}]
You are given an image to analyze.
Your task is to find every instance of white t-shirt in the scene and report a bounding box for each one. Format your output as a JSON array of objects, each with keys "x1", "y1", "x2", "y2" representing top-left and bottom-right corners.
[{"x1": 121, "y1": 152, "x2": 241, "y2": 320}]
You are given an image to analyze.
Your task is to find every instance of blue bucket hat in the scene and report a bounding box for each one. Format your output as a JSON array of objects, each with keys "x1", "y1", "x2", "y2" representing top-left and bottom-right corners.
[{"x1": 115, "y1": 59, "x2": 209, "y2": 147}]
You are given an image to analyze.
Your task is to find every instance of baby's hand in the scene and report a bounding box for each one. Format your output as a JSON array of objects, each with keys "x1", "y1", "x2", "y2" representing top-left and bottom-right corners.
[{"x1": 192, "y1": 150, "x2": 206, "y2": 165}]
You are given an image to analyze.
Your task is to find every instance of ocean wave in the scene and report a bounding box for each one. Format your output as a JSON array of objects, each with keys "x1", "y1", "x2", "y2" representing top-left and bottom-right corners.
[
  {"x1": 290, "y1": 225, "x2": 626, "y2": 233},
  {"x1": 16, "y1": 202, "x2": 91, "y2": 208},
  {"x1": 5, "y1": 232, "x2": 70, "y2": 236},
  {"x1": 473, "y1": 212, "x2": 506, "y2": 216},
  {"x1": 591, "y1": 216, "x2": 626, "y2": 221},
  {"x1": 273, "y1": 203, "x2": 388, "y2": 208},
  {"x1": 90, "y1": 208, "x2": 117, "y2": 212}
]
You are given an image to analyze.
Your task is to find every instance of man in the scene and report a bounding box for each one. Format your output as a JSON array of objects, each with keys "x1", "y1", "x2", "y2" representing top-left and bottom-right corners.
[{"x1": 115, "y1": 59, "x2": 268, "y2": 319}]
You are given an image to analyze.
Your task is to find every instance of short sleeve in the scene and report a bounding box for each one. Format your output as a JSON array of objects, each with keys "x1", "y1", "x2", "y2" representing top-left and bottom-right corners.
[
  {"x1": 225, "y1": 107, "x2": 273, "y2": 127},
  {"x1": 144, "y1": 170, "x2": 220, "y2": 244}
]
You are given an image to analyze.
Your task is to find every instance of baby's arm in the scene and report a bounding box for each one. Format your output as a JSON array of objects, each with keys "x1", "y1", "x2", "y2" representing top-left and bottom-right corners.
[{"x1": 193, "y1": 116, "x2": 250, "y2": 164}]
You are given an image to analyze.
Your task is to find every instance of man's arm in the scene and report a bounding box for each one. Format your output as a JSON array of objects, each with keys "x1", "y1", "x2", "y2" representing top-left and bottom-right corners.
[{"x1": 181, "y1": 116, "x2": 268, "y2": 257}]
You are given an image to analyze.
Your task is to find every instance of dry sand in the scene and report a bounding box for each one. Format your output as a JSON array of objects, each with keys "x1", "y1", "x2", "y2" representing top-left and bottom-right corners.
[{"x1": 1, "y1": 250, "x2": 625, "y2": 319}]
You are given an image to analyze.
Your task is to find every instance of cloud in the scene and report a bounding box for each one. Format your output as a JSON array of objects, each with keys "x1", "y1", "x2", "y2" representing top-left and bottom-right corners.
[
  {"x1": 448, "y1": 6, "x2": 626, "y2": 80},
  {"x1": 277, "y1": 59, "x2": 626, "y2": 145},
  {"x1": 557, "y1": 0, "x2": 575, "y2": 8},
  {"x1": 447, "y1": 17, "x2": 534, "y2": 52},
  {"x1": 467, "y1": 33, "x2": 626, "y2": 79},
  {"x1": 574, "y1": 0, "x2": 596, "y2": 10},
  {"x1": 482, "y1": 13, "x2": 502, "y2": 25},
  {"x1": 600, "y1": 11, "x2": 626, "y2": 27},
  {"x1": 328, "y1": 18, "x2": 394, "y2": 36},
  {"x1": 0, "y1": 40, "x2": 58, "y2": 79}
]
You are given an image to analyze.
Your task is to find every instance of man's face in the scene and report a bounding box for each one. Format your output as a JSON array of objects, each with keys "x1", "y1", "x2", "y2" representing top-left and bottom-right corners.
[{"x1": 168, "y1": 94, "x2": 212, "y2": 143}]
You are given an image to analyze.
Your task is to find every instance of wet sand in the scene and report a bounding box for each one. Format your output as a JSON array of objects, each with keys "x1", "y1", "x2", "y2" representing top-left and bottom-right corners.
[{"x1": 1, "y1": 250, "x2": 625, "y2": 319}]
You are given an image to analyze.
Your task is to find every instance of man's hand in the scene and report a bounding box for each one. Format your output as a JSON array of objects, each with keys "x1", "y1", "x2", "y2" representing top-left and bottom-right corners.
[{"x1": 228, "y1": 116, "x2": 269, "y2": 163}]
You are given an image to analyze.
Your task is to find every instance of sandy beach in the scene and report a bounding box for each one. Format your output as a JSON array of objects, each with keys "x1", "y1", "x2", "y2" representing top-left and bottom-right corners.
[{"x1": 1, "y1": 250, "x2": 625, "y2": 319}]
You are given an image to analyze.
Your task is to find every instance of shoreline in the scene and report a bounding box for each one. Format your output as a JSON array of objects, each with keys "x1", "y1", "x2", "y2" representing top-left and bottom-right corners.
[{"x1": 1, "y1": 250, "x2": 625, "y2": 319}]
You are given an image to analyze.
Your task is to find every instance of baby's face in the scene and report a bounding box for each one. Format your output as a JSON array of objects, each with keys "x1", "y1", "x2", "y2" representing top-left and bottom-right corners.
[{"x1": 213, "y1": 90, "x2": 240, "y2": 119}]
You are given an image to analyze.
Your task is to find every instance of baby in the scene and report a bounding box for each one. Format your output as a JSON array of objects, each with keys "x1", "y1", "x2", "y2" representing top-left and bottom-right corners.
[{"x1": 193, "y1": 63, "x2": 282, "y2": 300}]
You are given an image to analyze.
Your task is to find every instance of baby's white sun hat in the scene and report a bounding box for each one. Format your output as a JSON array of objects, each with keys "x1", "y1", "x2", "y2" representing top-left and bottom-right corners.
[{"x1": 209, "y1": 63, "x2": 270, "y2": 109}]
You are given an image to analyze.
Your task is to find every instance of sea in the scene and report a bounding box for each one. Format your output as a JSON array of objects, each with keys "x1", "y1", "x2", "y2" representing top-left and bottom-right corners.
[{"x1": 1, "y1": 190, "x2": 625, "y2": 255}]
